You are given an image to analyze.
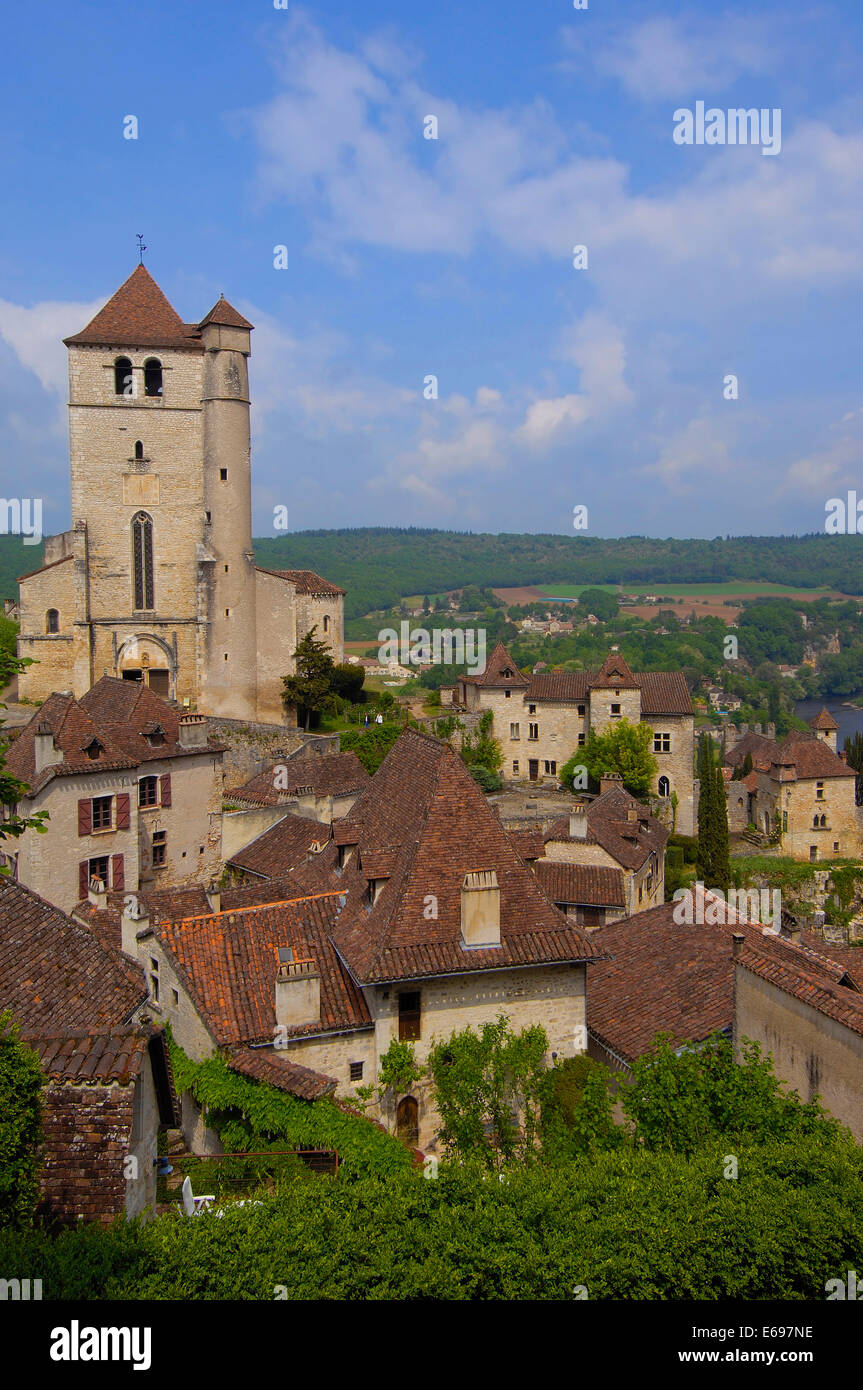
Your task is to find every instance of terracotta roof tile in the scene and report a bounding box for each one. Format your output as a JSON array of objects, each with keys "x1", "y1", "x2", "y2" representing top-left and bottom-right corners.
[
  {"x1": 228, "y1": 814, "x2": 331, "y2": 879},
  {"x1": 198, "y1": 297, "x2": 254, "y2": 331},
  {"x1": 462, "y1": 641, "x2": 529, "y2": 689},
  {"x1": 24, "y1": 1028, "x2": 149, "y2": 1084},
  {"x1": 226, "y1": 1045, "x2": 336, "y2": 1100},
  {"x1": 231, "y1": 752, "x2": 369, "y2": 807},
  {"x1": 255, "y1": 567, "x2": 346, "y2": 596},
  {"x1": 533, "y1": 861, "x2": 626, "y2": 908},
  {"x1": 545, "y1": 786, "x2": 668, "y2": 871},
  {"x1": 63, "y1": 265, "x2": 203, "y2": 350}
]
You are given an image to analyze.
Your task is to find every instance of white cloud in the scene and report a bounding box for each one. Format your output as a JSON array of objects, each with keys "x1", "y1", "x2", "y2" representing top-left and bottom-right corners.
[{"x1": 0, "y1": 297, "x2": 103, "y2": 395}]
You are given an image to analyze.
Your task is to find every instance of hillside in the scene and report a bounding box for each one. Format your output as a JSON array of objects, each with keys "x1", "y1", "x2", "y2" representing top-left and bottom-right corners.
[{"x1": 6, "y1": 529, "x2": 863, "y2": 622}]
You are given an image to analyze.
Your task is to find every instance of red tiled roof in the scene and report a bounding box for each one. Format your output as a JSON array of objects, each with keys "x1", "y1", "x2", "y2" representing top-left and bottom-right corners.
[
  {"x1": 7, "y1": 677, "x2": 225, "y2": 795},
  {"x1": 231, "y1": 752, "x2": 369, "y2": 807},
  {"x1": 0, "y1": 877, "x2": 146, "y2": 1032},
  {"x1": 198, "y1": 297, "x2": 254, "y2": 331},
  {"x1": 461, "y1": 641, "x2": 529, "y2": 689},
  {"x1": 775, "y1": 731, "x2": 854, "y2": 780},
  {"x1": 533, "y1": 861, "x2": 626, "y2": 908},
  {"x1": 255, "y1": 567, "x2": 346, "y2": 596},
  {"x1": 525, "y1": 667, "x2": 691, "y2": 715},
  {"x1": 723, "y1": 731, "x2": 777, "y2": 770},
  {"x1": 810, "y1": 707, "x2": 839, "y2": 731},
  {"x1": 63, "y1": 265, "x2": 203, "y2": 350},
  {"x1": 153, "y1": 891, "x2": 372, "y2": 1045},
  {"x1": 508, "y1": 828, "x2": 545, "y2": 862},
  {"x1": 545, "y1": 786, "x2": 668, "y2": 871},
  {"x1": 25, "y1": 1028, "x2": 149, "y2": 1084},
  {"x1": 737, "y1": 935, "x2": 863, "y2": 1038},
  {"x1": 226, "y1": 1045, "x2": 336, "y2": 1100},
  {"x1": 228, "y1": 814, "x2": 331, "y2": 879},
  {"x1": 589, "y1": 652, "x2": 639, "y2": 689},
  {"x1": 323, "y1": 729, "x2": 604, "y2": 984}
]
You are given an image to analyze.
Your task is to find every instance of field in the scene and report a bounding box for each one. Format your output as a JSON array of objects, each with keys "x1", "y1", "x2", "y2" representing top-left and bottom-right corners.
[{"x1": 486, "y1": 580, "x2": 854, "y2": 625}]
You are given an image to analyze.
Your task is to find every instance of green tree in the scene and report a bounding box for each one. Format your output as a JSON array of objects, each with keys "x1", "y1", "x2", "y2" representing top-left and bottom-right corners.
[
  {"x1": 281, "y1": 627, "x2": 335, "y2": 730},
  {"x1": 459, "y1": 710, "x2": 503, "y2": 780},
  {"x1": 0, "y1": 1011, "x2": 44, "y2": 1228},
  {"x1": 0, "y1": 649, "x2": 50, "y2": 857},
  {"x1": 582, "y1": 718, "x2": 657, "y2": 797},
  {"x1": 426, "y1": 1015, "x2": 550, "y2": 1170},
  {"x1": 696, "y1": 735, "x2": 728, "y2": 887},
  {"x1": 577, "y1": 587, "x2": 618, "y2": 622}
]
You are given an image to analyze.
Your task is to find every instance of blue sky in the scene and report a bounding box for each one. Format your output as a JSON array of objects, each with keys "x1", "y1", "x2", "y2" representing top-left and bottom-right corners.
[{"x1": 2, "y1": 0, "x2": 863, "y2": 540}]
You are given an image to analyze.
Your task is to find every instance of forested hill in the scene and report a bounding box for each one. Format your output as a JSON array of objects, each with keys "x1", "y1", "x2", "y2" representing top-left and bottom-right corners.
[
  {"x1": 253, "y1": 530, "x2": 863, "y2": 619},
  {"x1": 4, "y1": 530, "x2": 863, "y2": 621}
]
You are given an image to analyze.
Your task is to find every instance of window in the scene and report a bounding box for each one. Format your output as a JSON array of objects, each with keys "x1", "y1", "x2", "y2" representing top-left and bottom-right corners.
[
  {"x1": 398, "y1": 991, "x2": 421, "y2": 1041},
  {"x1": 611, "y1": 703, "x2": 621, "y2": 717},
  {"x1": 219, "y1": 468, "x2": 228, "y2": 480},
  {"x1": 653, "y1": 732, "x2": 671, "y2": 752},
  {"x1": 92, "y1": 795, "x2": 113, "y2": 831},
  {"x1": 528, "y1": 723, "x2": 539, "y2": 741},
  {"x1": 510, "y1": 722, "x2": 520, "y2": 740},
  {"x1": 323, "y1": 615, "x2": 330, "y2": 634},
  {"x1": 132, "y1": 511, "x2": 154, "y2": 610},
  {"x1": 138, "y1": 775, "x2": 158, "y2": 808},
  {"x1": 816, "y1": 781, "x2": 825, "y2": 800},
  {"x1": 349, "y1": 1061, "x2": 364, "y2": 1082},
  {"x1": 577, "y1": 705, "x2": 585, "y2": 716},
  {"x1": 45, "y1": 608, "x2": 59, "y2": 634},
  {"x1": 205, "y1": 510, "x2": 211, "y2": 524},
  {"x1": 528, "y1": 704, "x2": 536, "y2": 715},
  {"x1": 505, "y1": 689, "x2": 511, "y2": 699},
  {"x1": 134, "y1": 440, "x2": 144, "y2": 460},
  {"x1": 150, "y1": 956, "x2": 160, "y2": 1004},
  {"x1": 143, "y1": 358, "x2": 162, "y2": 397},
  {"x1": 834, "y1": 841, "x2": 840, "y2": 852},
  {"x1": 658, "y1": 775, "x2": 670, "y2": 797},
  {"x1": 544, "y1": 760, "x2": 557, "y2": 775},
  {"x1": 810, "y1": 845, "x2": 818, "y2": 862},
  {"x1": 512, "y1": 760, "x2": 519, "y2": 774},
  {"x1": 783, "y1": 811, "x2": 788, "y2": 831},
  {"x1": 578, "y1": 732, "x2": 586, "y2": 746},
  {"x1": 89, "y1": 855, "x2": 109, "y2": 887},
  {"x1": 152, "y1": 830, "x2": 167, "y2": 868},
  {"x1": 85, "y1": 738, "x2": 103, "y2": 760},
  {"x1": 114, "y1": 357, "x2": 133, "y2": 396}
]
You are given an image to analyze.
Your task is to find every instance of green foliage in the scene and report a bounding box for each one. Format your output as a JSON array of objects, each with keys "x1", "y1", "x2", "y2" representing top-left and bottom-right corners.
[
  {"x1": 4, "y1": 1139, "x2": 863, "y2": 1299},
  {"x1": 582, "y1": 718, "x2": 658, "y2": 797},
  {"x1": 459, "y1": 709, "x2": 503, "y2": 777},
  {"x1": 621, "y1": 1034, "x2": 844, "y2": 1156},
  {"x1": 426, "y1": 1015, "x2": 549, "y2": 1170},
  {"x1": 467, "y1": 763, "x2": 503, "y2": 792},
  {"x1": 559, "y1": 751, "x2": 588, "y2": 792},
  {"x1": 0, "y1": 1011, "x2": 44, "y2": 1228},
  {"x1": 377, "y1": 1039, "x2": 423, "y2": 1100},
  {"x1": 329, "y1": 663, "x2": 366, "y2": 704},
  {"x1": 339, "y1": 722, "x2": 403, "y2": 773},
  {"x1": 542, "y1": 1056, "x2": 621, "y2": 1159},
  {"x1": 696, "y1": 737, "x2": 729, "y2": 888},
  {"x1": 168, "y1": 1040, "x2": 413, "y2": 1181},
  {"x1": 281, "y1": 627, "x2": 336, "y2": 730},
  {"x1": 577, "y1": 587, "x2": 619, "y2": 621}
]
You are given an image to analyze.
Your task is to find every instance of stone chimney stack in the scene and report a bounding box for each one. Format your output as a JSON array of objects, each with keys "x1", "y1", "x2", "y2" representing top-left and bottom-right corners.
[
  {"x1": 569, "y1": 801, "x2": 588, "y2": 840},
  {"x1": 34, "y1": 722, "x2": 61, "y2": 775},
  {"x1": 461, "y1": 870, "x2": 501, "y2": 947},
  {"x1": 178, "y1": 714, "x2": 208, "y2": 750},
  {"x1": 732, "y1": 933, "x2": 745, "y2": 958},
  {"x1": 205, "y1": 881, "x2": 221, "y2": 914},
  {"x1": 626, "y1": 804, "x2": 638, "y2": 823},
  {"x1": 275, "y1": 947, "x2": 321, "y2": 1028},
  {"x1": 121, "y1": 895, "x2": 149, "y2": 959},
  {"x1": 600, "y1": 772, "x2": 624, "y2": 795}
]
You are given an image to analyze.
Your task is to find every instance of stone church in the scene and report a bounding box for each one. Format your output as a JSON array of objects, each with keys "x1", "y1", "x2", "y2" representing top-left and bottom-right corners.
[{"x1": 16, "y1": 264, "x2": 344, "y2": 723}]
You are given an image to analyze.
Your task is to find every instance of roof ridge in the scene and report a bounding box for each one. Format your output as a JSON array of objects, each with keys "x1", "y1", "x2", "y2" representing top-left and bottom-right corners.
[{"x1": 175, "y1": 888, "x2": 345, "y2": 928}]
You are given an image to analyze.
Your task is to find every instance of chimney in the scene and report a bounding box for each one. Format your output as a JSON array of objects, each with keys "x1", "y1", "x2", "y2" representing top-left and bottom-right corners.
[
  {"x1": 275, "y1": 947, "x2": 321, "y2": 1028},
  {"x1": 461, "y1": 870, "x2": 501, "y2": 948},
  {"x1": 121, "y1": 894, "x2": 149, "y2": 958},
  {"x1": 569, "y1": 801, "x2": 588, "y2": 839},
  {"x1": 732, "y1": 932, "x2": 745, "y2": 958},
  {"x1": 600, "y1": 772, "x2": 624, "y2": 795},
  {"x1": 767, "y1": 722, "x2": 776, "y2": 740},
  {"x1": 205, "y1": 881, "x2": 221, "y2": 914},
  {"x1": 34, "y1": 722, "x2": 61, "y2": 774},
  {"x1": 626, "y1": 804, "x2": 638, "y2": 823},
  {"x1": 88, "y1": 875, "x2": 107, "y2": 909},
  {"x1": 839, "y1": 749, "x2": 848, "y2": 764},
  {"x1": 178, "y1": 713, "x2": 208, "y2": 749}
]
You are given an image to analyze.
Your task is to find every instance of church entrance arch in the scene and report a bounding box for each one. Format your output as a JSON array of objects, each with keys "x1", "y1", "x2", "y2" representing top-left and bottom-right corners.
[{"x1": 116, "y1": 634, "x2": 174, "y2": 700}]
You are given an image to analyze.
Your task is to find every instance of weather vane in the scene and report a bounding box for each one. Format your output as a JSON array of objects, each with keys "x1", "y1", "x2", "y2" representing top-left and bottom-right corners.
[{"x1": 136, "y1": 234, "x2": 147, "y2": 264}]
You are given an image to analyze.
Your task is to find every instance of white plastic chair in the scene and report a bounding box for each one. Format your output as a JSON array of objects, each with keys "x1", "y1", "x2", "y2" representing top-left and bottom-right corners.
[{"x1": 178, "y1": 1174, "x2": 215, "y2": 1216}]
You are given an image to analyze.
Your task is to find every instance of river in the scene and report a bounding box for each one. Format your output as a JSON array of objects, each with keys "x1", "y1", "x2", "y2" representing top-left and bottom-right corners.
[{"x1": 794, "y1": 697, "x2": 863, "y2": 748}]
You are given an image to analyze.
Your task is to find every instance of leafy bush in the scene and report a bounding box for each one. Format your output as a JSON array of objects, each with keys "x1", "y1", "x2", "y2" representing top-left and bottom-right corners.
[{"x1": 0, "y1": 1011, "x2": 44, "y2": 1229}]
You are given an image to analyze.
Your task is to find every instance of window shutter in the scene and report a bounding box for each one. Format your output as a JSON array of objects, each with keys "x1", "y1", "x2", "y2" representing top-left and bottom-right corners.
[
  {"x1": 160, "y1": 773, "x2": 172, "y2": 807},
  {"x1": 79, "y1": 861, "x2": 89, "y2": 899},
  {"x1": 116, "y1": 793, "x2": 130, "y2": 830},
  {"x1": 77, "y1": 798, "x2": 92, "y2": 836},
  {"x1": 111, "y1": 854, "x2": 125, "y2": 893}
]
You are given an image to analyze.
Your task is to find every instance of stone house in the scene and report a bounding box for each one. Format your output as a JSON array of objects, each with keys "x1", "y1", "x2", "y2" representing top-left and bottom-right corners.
[
  {"x1": 94, "y1": 729, "x2": 604, "y2": 1153},
  {"x1": 453, "y1": 645, "x2": 695, "y2": 834},
  {"x1": 733, "y1": 928, "x2": 863, "y2": 1140},
  {"x1": 0, "y1": 876, "x2": 177, "y2": 1224},
  {"x1": 538, "y1": 777, "x2": 668, "y2": 917},
  {"x1": 723, "y1": 710, "x2": 861, "y2": 860},
  {"x1": 15, "y1": 264, "x2": 344, "y2": 722},
  {"x1": 2, "y1": 676, "x2": 225, "y2": 912}
]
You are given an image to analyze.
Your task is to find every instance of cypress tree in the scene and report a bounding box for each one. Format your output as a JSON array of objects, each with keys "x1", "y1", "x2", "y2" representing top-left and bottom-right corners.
[
  {"x1": 712, "y1": 760, "x2": 731, "y2": 888},
  {"x1": 696, "y1": 736, "x2": 715, "y2": 885}
]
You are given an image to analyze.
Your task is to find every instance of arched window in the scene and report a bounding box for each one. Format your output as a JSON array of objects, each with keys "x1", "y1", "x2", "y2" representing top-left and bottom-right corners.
[
  {"x1": 813, "y1": 814, "x2": 820, "y2": 828},
  {"x1": 820, "y1": 814, "x2": 827, "y2": 827},
  {"x1": 114, "y1": 356, "x2": 133, "y2": 396},
  {"x1": 132, "y1": 512, "x2": 154, "y2": 610},
  {"x1": 134, "y1": 440, "x2": 144, "y2": 460},
  {"x1": 143, "y1": 358, "x2": 163, "y2": 398},
  {"x1": 396, "y1": 1096, "x2": 419, "y2": 1147},
  {"x1": 323, "y1": 614, "x2": 331, "y2": 634},
  {"x1": 658, "y1": 775, "x2": 670, "y2": 797},
  {"x1": 45, "y1": 608, "x2": 59, "y2": 634}
]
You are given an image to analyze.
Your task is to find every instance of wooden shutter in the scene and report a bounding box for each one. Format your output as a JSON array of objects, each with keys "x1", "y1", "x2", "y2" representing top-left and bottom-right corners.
[
  {"x1": 77, "y1": 798, "x2": 92, "y2": 836},
  {"x1": 111, "y1": 854, "x2": 125, "y2": 893},
  {"x1": 79, "y1": 861, "x2": 89, "y2": 899},
  {"x1": 160, "y1": 773, "x2": 171, "y2": 807},
  {"x1": 116, "y1": 793, "x2": 130, "y2": 829}
]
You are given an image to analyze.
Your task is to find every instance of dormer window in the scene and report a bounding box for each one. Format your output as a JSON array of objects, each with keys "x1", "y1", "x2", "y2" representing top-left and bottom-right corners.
[
  {"x1": 502, "y1": 667, "x2": 513, "y2": 678},
  {"x1": 144, "y1": 724, "x2": 166, "y2": 748},
  {"x1": 85, "y1": 738, "x2": 103, "y2": 760}
]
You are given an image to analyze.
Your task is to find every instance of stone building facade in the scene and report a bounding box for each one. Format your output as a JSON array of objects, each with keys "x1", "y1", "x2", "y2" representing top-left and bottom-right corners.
[
  {"x1": 455, "y1": 646, "x2": 695, "y2": 834},
  {"x1": 16, "y1": 264, "x2": 344, "y2": 723}
]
